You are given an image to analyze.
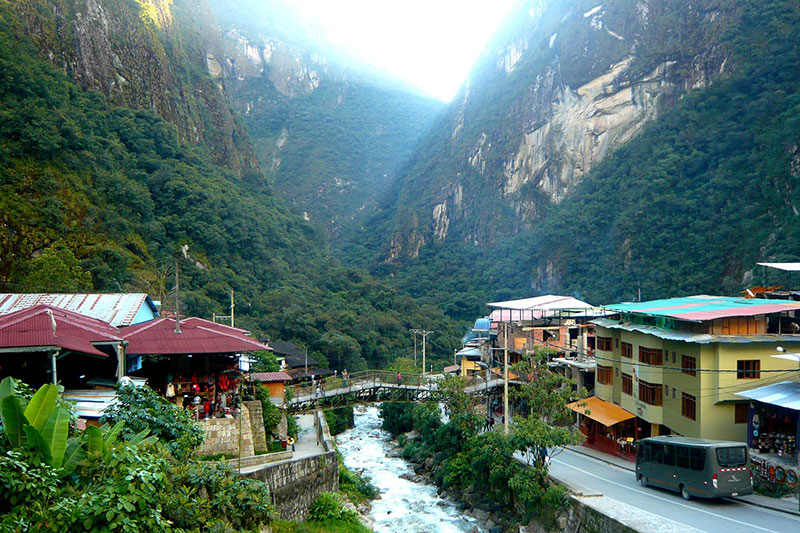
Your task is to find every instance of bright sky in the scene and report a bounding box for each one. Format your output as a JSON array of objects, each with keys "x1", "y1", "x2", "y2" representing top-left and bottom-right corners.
[{"x1": 288, "y1": 0, "x2": 518, "y2": 102}]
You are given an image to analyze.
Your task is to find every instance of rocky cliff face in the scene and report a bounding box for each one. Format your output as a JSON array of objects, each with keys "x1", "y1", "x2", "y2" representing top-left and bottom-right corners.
[
  {"x1": 11, "y1": 0, "x2": 257, "y2": 174},
  {"x1": 387, "y1": 0, "x2": 735, "y2": 258},
  {"x1": 204, "y1": 2, "x2": 443, "y2": 244}
]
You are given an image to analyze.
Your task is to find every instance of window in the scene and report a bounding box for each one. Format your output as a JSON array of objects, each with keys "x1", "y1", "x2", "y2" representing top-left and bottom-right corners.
[
  {"x1": 652, "y1": 443, "x2": 663, "y2": 464},
  {"x1": 716, "y1": 447, "x2": 747, "y2": 467},
  {"x1": 690, "y1": 447, "x2": 706, "y2": 471},
  {"x1": 664, "y1": 444, "x2": 676, "y2": 466},
  {"x1": 621, "y1": 342, "x2": 633, "y2": 359},
  {"x1": 639, "y1": 346, "x2": 663, "y2": 365},
  {"x1": 681, "y1": 355, "x2": 697, "y2": 376},
  {"x1": 676, "y1": 445, "x2": 690, "y2": 469},
  {"x1": 597, "y1": 336, "x2": 613, "y2": 351},
  {"x1": 622, "y1": 373, "x2": 633, "y2": 395},
  {"x1": 640, "y1": 442, "x2": 651, "y2": 462},
  {"x1": 682, "y1": 392, "x2": 696, "y2": 420},
  {"x1": 639, "y1": 380, "x2": 663, "y2": 406},
  {"x1": 597, "y1": 365, "x2": 613, "y2": 385},
  {"x1": 735, "y1": 403, "x2": 749, "y2": 424},
  {"x1": 672, "y1": 387, "x2": 676, "y2": 400},
  {"x1": 615, "y1": 337, "x2": 619, "y2": 347},
  {"x1": 737, "y1": 360, "x2": 761, "y2": 379},
  {"x1": 672, "y1": 351, "x2": 676, "y2": 364}
]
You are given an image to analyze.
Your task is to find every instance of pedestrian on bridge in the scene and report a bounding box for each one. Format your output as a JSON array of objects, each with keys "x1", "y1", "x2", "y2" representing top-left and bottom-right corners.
[
  {"x1": 397, "y1": 372, "x2": 402, "y2": 386},
  {"x1": 343, "y1": 369, "x2": 349, "y2": 387}
]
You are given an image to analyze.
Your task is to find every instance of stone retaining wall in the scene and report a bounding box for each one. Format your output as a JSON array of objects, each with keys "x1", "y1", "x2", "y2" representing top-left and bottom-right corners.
[
  {"x1": 243, "y1": 400, "x2": 268, "y2": 453},
  {"x1": 197, "y1": 403, "x2": 255, "y2": 457},
  {"x1": 226, "y1": 451, "x2": 292, "y2": 469},
  {"x1": 243, "y1": 451, "x2": 339, "y2": 521}
]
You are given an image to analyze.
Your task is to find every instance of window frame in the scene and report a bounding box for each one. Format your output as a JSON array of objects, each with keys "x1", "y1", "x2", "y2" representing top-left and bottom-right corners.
[
  {"x1": 682, "y1": 392, "x2": 697, "y2": 421},
  {"x1": 681, "y1": 354, "x2": 697, "y2": 377},
  {"x1": 736, "y1": 359, "x2": 761, "y2": 379}
]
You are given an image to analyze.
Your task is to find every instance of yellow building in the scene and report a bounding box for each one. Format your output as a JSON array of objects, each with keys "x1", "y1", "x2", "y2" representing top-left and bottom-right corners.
[{"x1": 592, "y1": 295, "x2": 800, "y2": 442}]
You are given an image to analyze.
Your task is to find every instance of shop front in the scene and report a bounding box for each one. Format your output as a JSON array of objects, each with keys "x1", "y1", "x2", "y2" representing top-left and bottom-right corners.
[
  {"x1": 737, "y1": 381, "x2": 800, "y2": 493},
  {"x1": 121, "y1": 316, "x2": 269, "y2": 421},
  {"x1": 567, "y1": 396, "x2": 637, "y2": 461}
]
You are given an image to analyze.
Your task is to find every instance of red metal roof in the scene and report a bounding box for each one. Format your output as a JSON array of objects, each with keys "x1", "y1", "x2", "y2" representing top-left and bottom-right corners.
[
  {"x1": 0, "y1": 305, "x2": 122, "y2": 357},
  {"x1": 121, "y1": 317, "x2": 268, "y2": 355},
  {"x1": 250, "y1": 371, "x2": 292, "y2": 383},
  {"x1": 0, "y1": 293, "x2": 158, "y2": 326}
]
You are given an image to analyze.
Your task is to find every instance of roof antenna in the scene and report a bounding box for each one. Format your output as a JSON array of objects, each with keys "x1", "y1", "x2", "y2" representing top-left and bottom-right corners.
[{"x1": 174, "y1": 259, "x2": 182, "y2": 334}]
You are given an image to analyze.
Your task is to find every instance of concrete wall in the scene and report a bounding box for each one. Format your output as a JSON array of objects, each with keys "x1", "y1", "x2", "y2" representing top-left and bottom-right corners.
[{"x1": 243, "y1": 452, "x2": 339, "y2": 521}]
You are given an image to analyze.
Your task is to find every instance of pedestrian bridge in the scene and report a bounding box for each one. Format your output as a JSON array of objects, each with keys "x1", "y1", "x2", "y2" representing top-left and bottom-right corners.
[{"x1": 285, "y1": 370, "x2": 513, "y2": 413}]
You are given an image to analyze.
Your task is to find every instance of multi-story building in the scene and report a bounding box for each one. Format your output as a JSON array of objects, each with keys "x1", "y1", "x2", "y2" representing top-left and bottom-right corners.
[{"x1": 591, "y1": 295, "x2": 800, "y2": 443}]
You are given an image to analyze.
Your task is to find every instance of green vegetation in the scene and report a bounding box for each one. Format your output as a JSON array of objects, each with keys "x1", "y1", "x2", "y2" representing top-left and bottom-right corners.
[
  {"x1": 354, "y1": 0, "x2": 800, "y2": 310},
  {"x1": 324, "y1": 407, "x2": 354, "y2": 436},
  {"x1": 101, "y1": 384, "x2": 204, "y2": 460},
  {"x1": 271, "y1": 519, "x2": 371, "y2": 533},
  {"x1": 0, "y1": 378, "x2": 274, "y2": 531},
  {"x1": 337, "y1": 456, "x2": 378, "y2": 504},
  {"x1": 307, "y1": 492, "x2": 360, "y2": 524},
  {"x1": 380, "y1": 356, "x2": 585, "y2": 527},
  {"x1": 0, "y1": 3, "x2": 460, "y2": 372}
]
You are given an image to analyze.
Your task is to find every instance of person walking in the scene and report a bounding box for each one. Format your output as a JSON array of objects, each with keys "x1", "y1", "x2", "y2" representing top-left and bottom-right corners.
[
  {"x1": 397, "y1": 371, "x2": 402, "y2": 386},
  {"x1": 288, "y1": 436, "x2": 295, "y2": 452}
]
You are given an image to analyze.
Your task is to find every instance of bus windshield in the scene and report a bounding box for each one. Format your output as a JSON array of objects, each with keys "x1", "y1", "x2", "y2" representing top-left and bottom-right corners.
[{"x1": 716, "y1": 446, "x2": 747, "y2": 467}]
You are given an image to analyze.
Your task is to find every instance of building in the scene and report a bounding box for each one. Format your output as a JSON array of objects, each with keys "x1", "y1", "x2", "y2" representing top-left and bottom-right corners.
[
  {"x1": 0, "y1": 293, "x2": 159, "y2": 327},
  {"x1": 591, "y1": 295, "x2": 800, "y2": 445},
  {"x1": 251, "y1": 371, "x2": 293, "y2": 402}
]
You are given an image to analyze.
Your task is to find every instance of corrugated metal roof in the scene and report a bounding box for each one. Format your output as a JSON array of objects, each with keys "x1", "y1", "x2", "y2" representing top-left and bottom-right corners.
[
  {"x1": 250, "y1": 372, "x2": 292, "y2": 383},
  {"x1": 604, "y1": 295, "x2": 800, "y2": 321},
  {"x1": 0, "y1": 293, "x2": 158, "y2": 326},
  {"x1": 735, "y1": 381, "x2": 800, "y2": 410},
  {"x1": 758, "y1": 262, "x2": 800, "y2": 272},
  {"x1": 593, "y1": 317, "x2": 800, "y2": 344},
  {"x1": 488, "y1": 295, "x2": 594, "y2": 310},
  {"x1": 0, "y1": 305, "x2": 122, "y2": 357},
  {"x1": 122, "y1": 317, "x2": 268, "y2": 355},
  {"x1": 62, "y1": 389, "x2": 118, "y2": 418}
]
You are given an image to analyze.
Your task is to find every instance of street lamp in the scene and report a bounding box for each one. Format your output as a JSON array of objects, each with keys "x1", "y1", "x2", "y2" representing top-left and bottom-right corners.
[{"x1": 772, "y1": 346, "x2": 800, "y2": 512}]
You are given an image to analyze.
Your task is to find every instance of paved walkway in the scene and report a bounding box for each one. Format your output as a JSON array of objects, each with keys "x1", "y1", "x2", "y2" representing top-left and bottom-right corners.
[
  {"x1": 237, "y1": 413, "x2": 326, "y2": 474},
  {"x1": 565, "y1": 444, "x2": 800, "y2": 516}
]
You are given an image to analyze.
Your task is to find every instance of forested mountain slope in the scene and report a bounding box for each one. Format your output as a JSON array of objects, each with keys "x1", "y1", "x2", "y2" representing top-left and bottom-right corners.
[
  {"x1": 207, "y1": 0, "x2": 444, "y2": 244},
  {"x1": 0, "y1": 0, "x2": 460, "y2": 370},
  {"x1": 363, "y1": 0, "x2": 800, "y2": 311}
]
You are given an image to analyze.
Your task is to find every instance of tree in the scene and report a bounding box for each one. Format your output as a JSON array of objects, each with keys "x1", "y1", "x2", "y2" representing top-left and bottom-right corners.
[{"x1": 17, "y1": 240, "x2": 93, "y2": 292}]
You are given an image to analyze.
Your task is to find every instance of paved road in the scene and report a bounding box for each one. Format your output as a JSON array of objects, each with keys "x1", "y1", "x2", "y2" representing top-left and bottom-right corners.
[{"x1": 547, "y1": 448, "x2": 800, "y2": 533}]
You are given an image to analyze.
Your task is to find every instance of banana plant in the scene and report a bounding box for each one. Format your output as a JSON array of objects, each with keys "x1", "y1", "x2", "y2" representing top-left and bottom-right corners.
[
  {"x1": 0, "y1": 377, "x2": 83, "y2": 476},
  {"x1": 84, "y1": 421, "x2": 157, "y2": 463}
]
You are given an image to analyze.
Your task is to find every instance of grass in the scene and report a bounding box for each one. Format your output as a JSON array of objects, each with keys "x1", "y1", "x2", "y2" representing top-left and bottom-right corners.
[{"x1": 271, "y1": 519, "x2": 372, "y2": 532}]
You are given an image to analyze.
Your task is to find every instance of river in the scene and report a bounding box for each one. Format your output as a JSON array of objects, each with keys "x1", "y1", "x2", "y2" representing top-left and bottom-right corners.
[{"x1": 336, "y1": 405, "x2": 483, "y2": 533}]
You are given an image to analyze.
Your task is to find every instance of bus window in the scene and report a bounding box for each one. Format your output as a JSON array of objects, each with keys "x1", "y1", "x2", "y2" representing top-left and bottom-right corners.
[
  {"x1": 652, "y1": 443, "x2": 663, "y2": 464},
  {"x1": 641, "y1": 442, "x2": 651, "y2": 461},
  {"x1": 716, "y1": 446, "x2": 747, "y2": 467},
  {"x1": 664, "y1": 444, "x2": 676, "y2": 466},
  {"x1": 676, "y1": 445, "x2": 690, "y2": 469},
  {"x1": 690, "y1": 447, "x2": 706, "y2": 470}
]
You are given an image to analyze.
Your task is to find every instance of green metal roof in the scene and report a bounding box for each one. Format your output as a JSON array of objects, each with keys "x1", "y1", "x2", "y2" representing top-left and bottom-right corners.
[{"x1": 603, "y1": 295, "x2": 800, "y2": 321}]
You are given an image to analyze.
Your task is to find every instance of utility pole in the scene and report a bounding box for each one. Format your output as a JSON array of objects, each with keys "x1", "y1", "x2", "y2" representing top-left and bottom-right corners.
[
  {"x1": 504, "y1": 323, "x2": 509, "y2": 435},
  {"x1": 411, "y1": 329, "x2": 432, "y2": 376},
  {"x1": 174, "y1": 260, "x2": 182, "y2": 334},
  {"x1": 410, "y1": 329, "x2": 419, "y2": 365}
]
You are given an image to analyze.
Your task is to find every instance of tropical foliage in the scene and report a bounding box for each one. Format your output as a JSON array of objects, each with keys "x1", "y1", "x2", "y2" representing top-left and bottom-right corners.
[{"x1": 0, "y1": 378, "x2": 274, "y2": 531}]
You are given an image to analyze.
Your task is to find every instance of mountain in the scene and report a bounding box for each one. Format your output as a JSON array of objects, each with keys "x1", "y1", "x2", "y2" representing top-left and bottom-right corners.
[
  {"x1": 0, "y1": 0, "x2": 460, "y2": 370},
  {"x1": 369, "y1": 0, "x2": 800, "y2": 307},
  {"x1": 206, "y1": 0, "x2": 444, "y2": 244}
]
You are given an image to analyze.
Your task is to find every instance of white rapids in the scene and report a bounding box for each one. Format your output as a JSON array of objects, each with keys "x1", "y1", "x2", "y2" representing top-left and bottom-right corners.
[{"x1": 336, "y1": 405, "x2": 484, "y2": 533}]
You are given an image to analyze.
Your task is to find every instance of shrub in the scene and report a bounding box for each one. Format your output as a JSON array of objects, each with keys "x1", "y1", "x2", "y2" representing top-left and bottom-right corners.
[
  {"x1": 308, "y1": 492, "x2": 360, "y2": 524},
  {"x1": 101, "y1": 384, "x2": 203, "y2": 460},
  {"x1": 337, "y1": 454, "x2": 377, "y2": 504}
]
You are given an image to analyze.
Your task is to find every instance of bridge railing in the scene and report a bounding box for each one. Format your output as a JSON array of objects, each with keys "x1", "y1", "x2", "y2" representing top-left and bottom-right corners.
[{"x1": 288, "y1": 369, "x2": 435, "y2": 400}]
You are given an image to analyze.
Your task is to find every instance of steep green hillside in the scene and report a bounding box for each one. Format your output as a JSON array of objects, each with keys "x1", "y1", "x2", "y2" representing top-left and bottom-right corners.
[
  {"x1": 206, "y1": 0, "x2": 444, "y2": 245},
  {"x1": 0, "y1": 1, "x2": 460, "y2": 371},
  {"x1": 362, "y1": 0, "x2": 800, "y2": 309}
]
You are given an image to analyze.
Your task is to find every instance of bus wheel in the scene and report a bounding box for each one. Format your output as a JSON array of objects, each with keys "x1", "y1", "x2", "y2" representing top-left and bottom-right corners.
[
  {"x1": 639, "y1": 475, "x2": 648, "y2": 488},
  {"x1": 680, "y1": 484, "x2": 691, "y2": 500}
]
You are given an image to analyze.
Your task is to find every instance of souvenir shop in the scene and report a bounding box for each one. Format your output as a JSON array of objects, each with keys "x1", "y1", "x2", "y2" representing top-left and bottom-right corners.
[
  {"x1": 738, "y1": 381, "x2": 800, "y2": 492},
  {"x1": 120, "y1": 316, "x2": 269, "y2": 420}
]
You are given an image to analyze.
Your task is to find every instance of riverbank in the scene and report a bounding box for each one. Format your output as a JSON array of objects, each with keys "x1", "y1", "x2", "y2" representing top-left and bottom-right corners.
[{"x1": 336, "y1": 406, "x2": 484, "y2": 533}]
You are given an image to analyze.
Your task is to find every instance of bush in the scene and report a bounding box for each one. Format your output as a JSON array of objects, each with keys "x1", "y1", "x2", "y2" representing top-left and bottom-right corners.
[
  {"x1": 325, "y1": 407, "x2": 354, "y2": 436},
  {"x1": 308, "y1": 492, "x2": 360, "y2": 524},
  {"x1": 379, "y1": 402, "x2": 415, "y2": 434},
  {"x1": 337, "y1": 454, "x2": 377, "y2": 504},
  {"x1": 101, "y1": 384, "x2": 204, "y2": 460}
]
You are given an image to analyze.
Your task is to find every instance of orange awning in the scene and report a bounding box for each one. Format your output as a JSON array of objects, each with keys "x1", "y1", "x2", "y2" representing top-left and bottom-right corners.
[{"x1": 566, "y1": 396, "x2": 635, "y2": 427}]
